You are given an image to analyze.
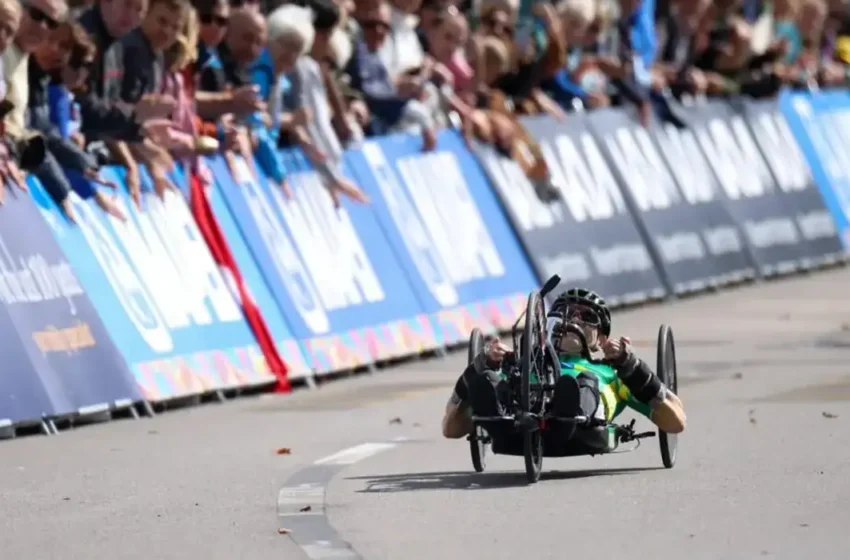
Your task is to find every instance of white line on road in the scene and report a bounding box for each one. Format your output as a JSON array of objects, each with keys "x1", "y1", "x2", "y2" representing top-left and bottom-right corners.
[{"x1": 313, "y1": 442, "x2": 397, "y2": 466}]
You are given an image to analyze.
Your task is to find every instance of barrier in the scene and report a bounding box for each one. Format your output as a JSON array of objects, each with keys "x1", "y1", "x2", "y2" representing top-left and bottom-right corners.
[
  {"x1": 346, "y1": 131, "x2": 536, "y2": 341},
  {"x1": 588, "y1": 108, "x2": 757, "y2": 294},
  {"x1": 1, "y1": 182, "x2": 142, "y2": 427},
  {"x1": 29, "y1": 168, "x2": 274, "y2": 404},
  {"x1": 473, "y1": 114, "x2": 667, "y2": 306},
  {"x1": 778, "y1": 90, "x2": 850, "y2": 250},
  {"x1": 4, "y1": 91, "x2": 850, "y2": 437}
]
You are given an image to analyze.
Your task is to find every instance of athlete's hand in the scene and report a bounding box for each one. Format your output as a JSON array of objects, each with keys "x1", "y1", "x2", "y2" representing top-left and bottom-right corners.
[
  {"x1": 601, "y1": 336, "x2": 632, "y2": 365},
  {"x1": 484, "y1": 336, "x2": 510, "y2": 365}
]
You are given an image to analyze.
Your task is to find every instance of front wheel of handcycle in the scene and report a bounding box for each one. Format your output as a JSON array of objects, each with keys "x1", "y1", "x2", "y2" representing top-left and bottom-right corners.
[
  {"x1": 521, "y1": 290, "x2": 546, "y2": 483},
  {"x1": 467, "y1": 328, "x2": 487, "y2": 473},
  {"x1": 656, "y1": 324, "x2": 679, "y2": 469}
]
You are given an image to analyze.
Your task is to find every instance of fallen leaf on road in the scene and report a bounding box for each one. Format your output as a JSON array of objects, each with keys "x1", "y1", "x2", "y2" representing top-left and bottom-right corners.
[
  {"x1": 278, "y1": 528, "x2": 292, "y2": 535},
  {"x1": 822, "y1": 411, "x2": 838, "y2": 419},
  {"x1": 62, "y1": 497, "x2": 70, "y2": 501},
  {"x1": 799, "y1": 523, "x2": 809, "y2": 528},
  {"x1": 840, "y1": 322, "x2": 850, "y2": 332},
  {"x1": 749, "y1": 409, "x2": 757, "y2": 425},
  {"x1": 389, "y1": 417, "x2": 402, "y2": 425},
  {"x1": 750, "y1": 417, "x2": 758, "y2": 425},
  {"x1": 413, "y1": 422, "x2": 421, "y2": 428},
  {"x1": 276, "y1": 448, "x2": 292, "y2": 455},
  {"x1": 732, "y1": 372, "x2": 743, "y2": 380},
  {"x1": 300, "y1": 505, "x2": 312, "y2": 512}
]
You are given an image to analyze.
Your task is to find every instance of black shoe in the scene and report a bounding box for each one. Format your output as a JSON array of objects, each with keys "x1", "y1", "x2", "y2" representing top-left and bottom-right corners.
[
  {"x1": 465, "y1": 370, "x2": 506, "y2": 417},
  {"x1": 552, "y1": 375, "x2": 582, "y2": 419}
]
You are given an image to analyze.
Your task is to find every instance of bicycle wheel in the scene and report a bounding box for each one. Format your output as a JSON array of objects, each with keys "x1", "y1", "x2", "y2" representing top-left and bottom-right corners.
[
  {"x1": 522, "y1": 290, "x2": 545, "y2": 483},
  {"x1": 656, "y1": 324, "x2": 678, "y2": 469},
  {"x1": 467, "y1": 328, "x2": 487, "y2": 473}
]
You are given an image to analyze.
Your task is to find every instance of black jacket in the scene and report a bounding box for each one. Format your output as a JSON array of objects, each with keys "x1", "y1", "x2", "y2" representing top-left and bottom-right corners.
[{"x1": 77, "y1": 6, "x2": 143, "y2": 142}]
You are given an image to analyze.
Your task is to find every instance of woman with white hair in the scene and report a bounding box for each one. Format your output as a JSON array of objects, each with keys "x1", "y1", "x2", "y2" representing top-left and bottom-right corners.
[{"x1": 265, "y1": 2, "x2": 368, "y2": 206}]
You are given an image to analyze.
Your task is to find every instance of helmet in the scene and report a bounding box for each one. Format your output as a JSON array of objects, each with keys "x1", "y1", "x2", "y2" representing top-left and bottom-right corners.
[{"x1": 548, "y1": 287, "x2": 611, "y2": 337}]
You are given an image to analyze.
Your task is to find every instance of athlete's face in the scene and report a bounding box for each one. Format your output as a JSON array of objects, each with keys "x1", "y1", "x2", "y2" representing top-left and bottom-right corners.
[{"x1": 553, "y1": 304, "x2": 603, "y2": 354}]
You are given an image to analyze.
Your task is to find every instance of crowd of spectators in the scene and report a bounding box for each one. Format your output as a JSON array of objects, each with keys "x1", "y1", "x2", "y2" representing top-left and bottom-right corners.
[{"x1": 1, "y1": 0, "x2": 850, "y2": 217}]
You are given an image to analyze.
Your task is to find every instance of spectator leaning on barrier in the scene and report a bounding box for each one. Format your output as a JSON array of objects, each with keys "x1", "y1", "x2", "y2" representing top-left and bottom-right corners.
[
  {"x1": 265, "y1": 2, "x2": 369, "y2": 206},
  {"x1": 28, "y1": 20, "x2": 127, "y2": 220},
  {"x1": 0, "y1": 0, "x2": 26, "y2": 195},
  {"x1": 345, "y1": 0, "x2": 438, "y2": 149}
]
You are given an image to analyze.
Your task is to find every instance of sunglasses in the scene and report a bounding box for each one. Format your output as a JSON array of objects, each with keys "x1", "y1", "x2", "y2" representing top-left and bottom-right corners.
[
  {"x1": 563, "y1": 306, "x2": 602, "y2": 327},
  {"x1": 199, "y1": 12, "x2": 229, "y2": 26},
  {"x1": 27, "y1": 5, "x2": 59, "y2": 29}
]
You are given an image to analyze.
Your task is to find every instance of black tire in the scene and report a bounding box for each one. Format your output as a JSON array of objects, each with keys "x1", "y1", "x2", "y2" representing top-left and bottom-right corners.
[
  {"x1": 468, "y1": 329, "x2": 487, "y2": 473},
  {"x1": 657, "y1": 324, "x2": 679, "y2": 469},
  {"x1": 522, "y1": 291, "x2": 545, "y2": 483}
]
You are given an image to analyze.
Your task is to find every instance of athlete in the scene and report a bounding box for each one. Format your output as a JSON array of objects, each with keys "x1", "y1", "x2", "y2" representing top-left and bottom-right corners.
[{"x1": 441, "y1": 288, "x2": 686, "y2": 448}]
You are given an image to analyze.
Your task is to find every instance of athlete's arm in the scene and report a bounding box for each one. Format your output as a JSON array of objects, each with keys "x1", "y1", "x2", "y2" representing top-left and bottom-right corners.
[{"x1": 604, "y1": 337, "x2": 686, "y2": 434}]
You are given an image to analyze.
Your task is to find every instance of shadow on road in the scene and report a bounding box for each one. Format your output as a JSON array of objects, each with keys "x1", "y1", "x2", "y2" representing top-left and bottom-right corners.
[{"x1": 347, "y1": 467, "x2": 661, "y2": 493}]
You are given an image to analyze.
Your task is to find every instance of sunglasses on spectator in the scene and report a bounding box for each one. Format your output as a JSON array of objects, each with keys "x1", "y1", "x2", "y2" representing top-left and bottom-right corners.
[
  {"x1": 199, "y1": 12, "x2": 229, "y2": 26},
  {"x1": 27, "y1": 5, "x2": 59, "y2": 29}
]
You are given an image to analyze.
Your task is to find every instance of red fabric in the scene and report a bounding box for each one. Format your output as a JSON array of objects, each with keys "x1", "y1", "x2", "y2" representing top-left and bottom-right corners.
[{"x1": 188, "y1": 171, "x2": 292, "y2": 393}]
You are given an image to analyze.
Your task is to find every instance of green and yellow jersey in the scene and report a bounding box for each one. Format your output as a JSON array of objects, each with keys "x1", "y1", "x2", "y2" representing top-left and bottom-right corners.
[{"x1": 556, "y1": 355, "x2": 652, "y2": 422}]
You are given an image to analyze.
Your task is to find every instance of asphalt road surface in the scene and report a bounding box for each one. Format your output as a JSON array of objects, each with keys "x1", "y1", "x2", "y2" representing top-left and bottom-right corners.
[{"x1": 2, "y1": 267, "x2": 850, "y2": 560}]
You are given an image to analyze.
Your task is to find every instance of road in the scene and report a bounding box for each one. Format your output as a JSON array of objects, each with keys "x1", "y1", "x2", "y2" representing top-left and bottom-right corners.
[{"x1": 2, "y1": 267, "x2": 850, "y2": 560}]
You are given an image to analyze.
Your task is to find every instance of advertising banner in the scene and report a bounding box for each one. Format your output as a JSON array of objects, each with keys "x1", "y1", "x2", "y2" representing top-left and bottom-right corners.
[
  {"x1": 346, "y1": 130, "x2": 536, "y2": 341},
  {"x1": 740, "y1": 98, "x2": 844, "y2": 266},
  {"x1": 214, "y1": 153, "x2": 437, "y2": 374},
  {"x1": 30, "y1": 168, "x2": 270, "y2": 403},
  {"x1": 482, "y1": 115, "x2": 666, "y2": 306},
  {"x1": 0, "y1": 185, "x2": 141, "y2": 421},
  {"x1": 685, "y1": 101, "x2": 811, "y2": 276},
  {"x1": 778, "y1": 90, "x2": 850, "y2": 250},
  {"x1": 588, "y1": 108, "x2": 756, "y2": 294}
]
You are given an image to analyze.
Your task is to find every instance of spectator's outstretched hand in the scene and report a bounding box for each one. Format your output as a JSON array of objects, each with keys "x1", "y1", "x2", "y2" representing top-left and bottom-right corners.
[
  {"x1": 230, "y1": 85, "x2": 265, "y2": 116},
  {"x1": 60, "y1": 197, "x2": 77, "y2": 224},
  {"x1": 94, "y1": 191, "x2": 127, "y2": 222},
  {"x1": 142, "y1": 119, "x2": 179, "y2": 145},
  {"x1": 126, "y1": 166, "x2": 142, "y2": 211},
  {"x1": 136, "y1": 94, "x2": 178, "y2": 121},
  {"x1": 327, "y1": 177, "x2": 370, "y2": 208},
  {"x1": 83, "y1": 168, "x2": 120, "y2": 191}
]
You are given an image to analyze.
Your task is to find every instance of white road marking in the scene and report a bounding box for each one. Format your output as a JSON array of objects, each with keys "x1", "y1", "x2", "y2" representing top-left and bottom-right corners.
[
  {"x1": 313, "y1": 442, "x2": 397, "y2": 466},
  {"x1": 302, "y1": 540, "x2": 359, "y2": 559},
  {"x1": 277, "y1": 482, "x2": 325, "y2": 514}
]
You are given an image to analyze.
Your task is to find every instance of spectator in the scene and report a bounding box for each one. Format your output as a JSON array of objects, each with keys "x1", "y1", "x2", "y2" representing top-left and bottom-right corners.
[
  {"x1": 0, "y1": 0, "x2": 25, "y2": 196},
  {"x1": 28, "y1": 20, "x2": 126, "y2": 219},
  {"x1": 266, "y1": 2, "x2": 368, "y2": 205},
  {"x1": 2, "y1": 0, "x2": 77, "y2": 216},
  {"x1": 345, "y1": 0, "x2": 437, "y2": 148}
]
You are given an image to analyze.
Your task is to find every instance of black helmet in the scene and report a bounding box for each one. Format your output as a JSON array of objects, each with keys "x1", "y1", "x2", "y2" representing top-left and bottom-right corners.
[{"x1": 548, "y1": 287, "x2": 611, "y2": 337}]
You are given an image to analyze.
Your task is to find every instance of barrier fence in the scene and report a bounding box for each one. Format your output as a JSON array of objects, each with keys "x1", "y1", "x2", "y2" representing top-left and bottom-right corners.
[{"x1": 1, "y1": 91, "x2": 847, "y2": 436}]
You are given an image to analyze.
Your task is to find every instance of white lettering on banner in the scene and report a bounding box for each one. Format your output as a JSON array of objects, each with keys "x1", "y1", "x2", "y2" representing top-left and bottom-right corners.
[
  {"x1": 361, "y1": 142, "x2": 459, "y2": 307},
  {"x1": 745, "y1": 218, "x2": 800, "y2": 248},
  {"x1": 797, "y1": 210, "x2": 837, "y2": 240},
  {"x1": 271, "y1": 170, "x2": 385, "y2": 310},
  {"x1": 231, "y1": 158, "x2": 330, "y2": 334},
  {"x1": 798, "y1": 110, "x2": 850, "y2": 221},
  {"x1": 590, "y1": 244, "x2": 654, "y2": 276},
  {"x1": 0, "y1": 237, "x2": 85, "y2": 314},
  {"x1": 542, "y1": 134, "x2": 627, "y2": 222},
  {"x1": 603, "y1": 126, "x2": 681, "y2": 210},
  {"x1": 655, "y1": 232, "x2": 706, "y2": 263},
  {"x1": 396, "y1": 151, "x2": 506, "y2": 285},
  {"x1": 697, "y1": 118, "x2": 773, "y2": 199},
  {"x1": 143, "y1": 191, "x2": 243, "y2": 324},
  {"x1": 750, "y1": 112, "x2": 809, "y2": 192},
  {"x1": 702, "y1": 226, "x2": 744, "y2": 255},
  {"x1": 539, "y1": 253, "x2": 592, "y2": 283},
  {"x1": 655, "y1": 124, "x2": 716, "y2": 204},
  {"x1": 69, "y1": 193, "x2": 173, "y2": 352},
  {"x1": 480, "y1": 148, "x2": 563, "y2": 231}
]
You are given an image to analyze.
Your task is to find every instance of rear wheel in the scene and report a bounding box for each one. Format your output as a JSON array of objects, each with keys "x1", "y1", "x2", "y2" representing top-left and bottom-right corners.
[
  {"x1": 522, "y1": 291, "x2": 546, "y2": 483},
  {"x1": 468, "y1": 328, "x2": 487, "y2": 473},
  {"x1": 656, "y1": 324, "x2": 679, "y2": 469}
]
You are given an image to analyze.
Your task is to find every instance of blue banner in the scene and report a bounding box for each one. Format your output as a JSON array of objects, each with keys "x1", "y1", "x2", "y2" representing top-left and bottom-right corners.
[
  {"x1": 346, "y1": 130, "x2": 537, "y2": 342},
  {"x1": 213, "y1": 153, "x2": 436, "y2": 374},
  {"x1": 4, "y1": 181, "x2": 142, "y2": 418},
  {"x1": 779, "y1": 90, "x2": 850, "y2": 250},
  {"x1": 30, "y1": 167, "x2": 270, "y2": 402}
]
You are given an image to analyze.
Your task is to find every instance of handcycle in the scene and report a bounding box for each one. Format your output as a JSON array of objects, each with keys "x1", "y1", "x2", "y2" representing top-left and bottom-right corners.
[{"x1": 466, "y1": 274, "x2": 679, "y2": 483}]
